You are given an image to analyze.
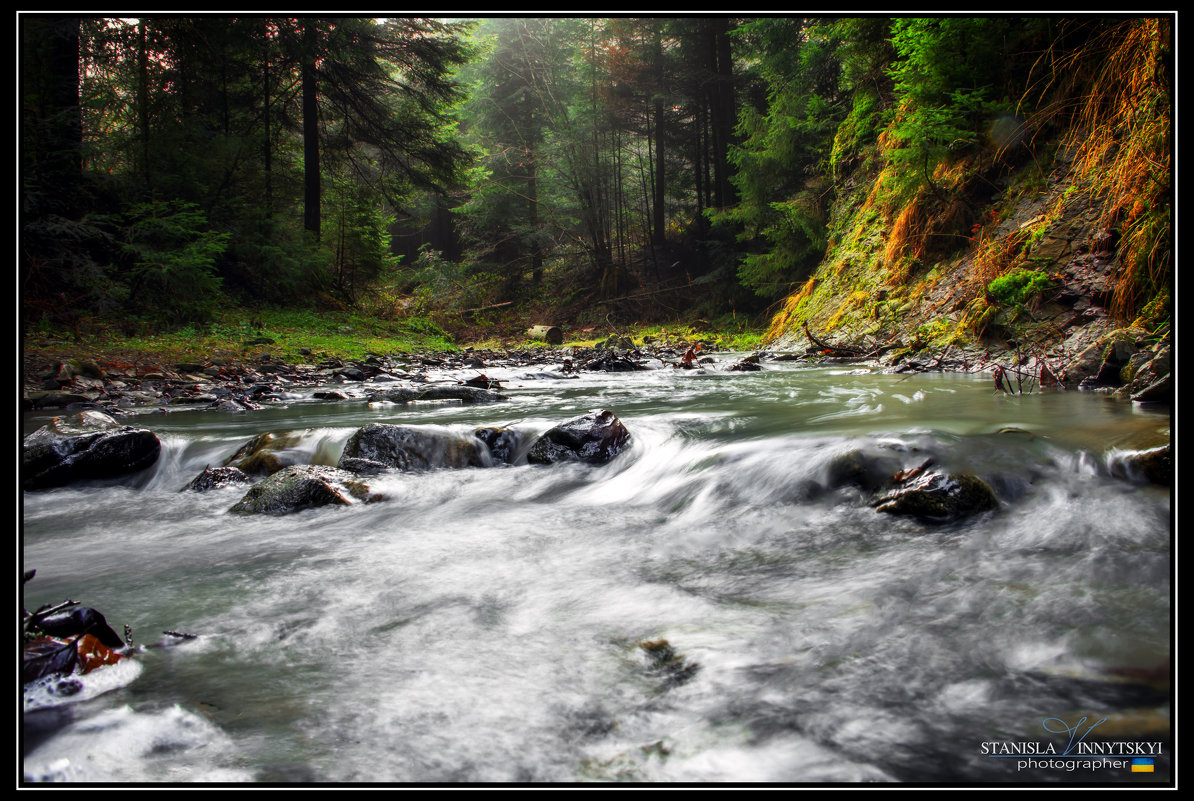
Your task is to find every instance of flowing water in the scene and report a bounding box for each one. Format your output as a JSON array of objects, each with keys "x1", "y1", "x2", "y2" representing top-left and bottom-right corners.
[{"x1": 21, "y1": 357, "x2": 1172, "y2": 784}]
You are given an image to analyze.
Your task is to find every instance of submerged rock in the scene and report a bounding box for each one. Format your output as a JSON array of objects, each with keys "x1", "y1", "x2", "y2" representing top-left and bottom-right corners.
[
  {"x1": 22, "y1": 410, "x2": 161, "y2": 490},
  {"x1": 338, "y1": 457, "x2": 391, "y2": 475},
  {"x1": 229, "y1": 465, "x2": 378, "y2": 515},
  {"x1": 872, "y1": 471, "x2": 998, "y2": 523},
  {"x1": 370, "y1": 385, "x2": 504, "y2": 404},
  {"x1": 182, "y1": 465, "x2": 252, "y2": 492},
  {"x1": 727, "y1": 354, "x2": 763, "y2": 372},
  {"x1": 339, "y1": 423, "x2": 485, "y2": 471},
  {"x1": 416, "y1": 385, "x2": 505, "y2": 403},
  {"x1": 1109, "y1": 445, "x2": 1171, "y2": 486},
  {"x1": 526, "y1": 410, "x2": 632, "y2": 466},
  {"x1": 824, "y1": 447, "x2": 904, "y2": 493}
]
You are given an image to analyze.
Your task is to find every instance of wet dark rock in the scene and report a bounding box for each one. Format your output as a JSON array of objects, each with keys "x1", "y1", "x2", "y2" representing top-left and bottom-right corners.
[
  {"x1": 229, "y1": 465, "x2": 378, "y2": 515},
  {"x1": 313, "y1": 390, "x2": 350, "y2": 400},
  {"x1": 1109, "y1": 445, "x2": 1170, "y2": 486},
  {"x1": 182, "y1": 465, "x2": 252, "y2": 492},
  {"x1": 211, "y1": 396, "x2": 264, "y2": 413},
  {"x1": 23, "y1": 410, "x2": 161, "y2": 490},
  {"x1": 224, "y1": 431, "x2": 305, "y2": 476},
  {"x1": 639, "y1": 639, "x2": 701, "y2": 690},
  {"x1": 27, "y1": 391, "x2": 93, "y2": 409},
  {"x1": 370, "y1": 384, "x2": 504, "y2": 404},
  {"x1": 1123, "y1": 344, "x2": 1171, "y2": 404},
  {"x1": 338, "y1": 457, "x2": 391, "y2": 475},
  {"x1": 825, "y1": 448, "x2": 904, "y2": 493},
  {"x1": 374, "y1": 386, "x2": 421, "y2": 403},
  {"x1": 584, "y1": 353, "x2": 651, "y2": 372},
  {"x1": 33, "y1": 606, "x2": 126, "y2": 650},
  {"x1": 339, "y1": 423, "x2": 485, "y2": 471},
  {"x1": 412, "y1": 385, "x2": 505, "y2": 403},
  {"x1": 1130, "y1": 372, "x2": 1172, "y2": 405},
  {"x1": 527, "y1": 410, "x2": 632, "y2": 466},
  {"x1": 872, "y1": 471, "x2": 998, "y2": 523},
  {"x1": 727, "y1": 355, "x2": 763, "y2": 372},
  {"x1": 474, "y1": 426, "x2": 528, "y2": 465}
]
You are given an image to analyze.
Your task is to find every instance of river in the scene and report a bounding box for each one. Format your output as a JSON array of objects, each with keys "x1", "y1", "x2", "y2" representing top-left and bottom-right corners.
[{"x1": 21, "y1": 356, "x2": 1172, "y2": 784}]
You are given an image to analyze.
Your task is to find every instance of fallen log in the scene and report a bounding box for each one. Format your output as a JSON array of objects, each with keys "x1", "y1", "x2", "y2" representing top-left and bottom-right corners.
[{"x1": 527, "y1": 325, "x2": 564, "y2": 345}]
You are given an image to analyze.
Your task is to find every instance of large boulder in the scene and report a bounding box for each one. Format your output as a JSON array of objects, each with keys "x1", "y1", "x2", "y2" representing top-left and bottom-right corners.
[
  {"x1": 871, "y1": 471, "x2": 998, "y2": 523},
  {"x1": 23, "y1": 410, "x2": 161, "y2": 490},
  {"x1": 526, "y1": 410, "x2": 632, "y2": 466},
  {"x1": 229, "y1": 465, "x2": 378, "y2": 515},
  {"x1": 338, "y1": 423, "x2": 485, "y2": 471}
]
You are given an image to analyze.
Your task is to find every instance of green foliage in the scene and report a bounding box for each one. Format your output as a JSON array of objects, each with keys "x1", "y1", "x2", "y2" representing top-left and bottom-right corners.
[
  {"x1": 881, "y1": 19, "x2": 1015, "y2": 202},
  {"x1": 830, "y1": 90, "x2": 881, "y2": 179},
  {"x1": 118, "y1": 200, "x2": 229, "y2": 323},
  {"x1": 986, "y1": 268, "x2": 1055, "y2": 308},
  {"x1": 716, "y1": 19, "x2": 850, "y2": 297}
]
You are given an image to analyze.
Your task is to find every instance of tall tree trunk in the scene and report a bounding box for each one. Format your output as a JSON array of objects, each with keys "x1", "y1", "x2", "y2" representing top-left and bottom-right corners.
[
  {"x1": 262, "y1": 25, "x2": 272, "y2": 218},
  {"x1": 527, "y1": 149, "x2": 542, "y2": 283},
  {"x1": 302, "y1": 50, "x2": 320, "y2": 240},
  {"x1": 653, "y1": 96, "x2": 666, "y2": 248},
  {"x1": 714, "y1": 17, "x2": 736, "y2": 207},
  {"x1": 137, "y1": 21, "x2": 151, "y2": 190}
]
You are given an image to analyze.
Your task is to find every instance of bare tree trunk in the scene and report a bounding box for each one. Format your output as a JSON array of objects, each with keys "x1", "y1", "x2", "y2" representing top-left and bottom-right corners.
[{"x1": 302, "y1": 25, "x2": 320, "y2": 240}]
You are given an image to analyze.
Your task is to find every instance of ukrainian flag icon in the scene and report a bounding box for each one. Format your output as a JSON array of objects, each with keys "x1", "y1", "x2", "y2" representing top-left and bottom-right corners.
[{"x1": 1131, "y1": 758, "x2": 1154, "y2": 773}]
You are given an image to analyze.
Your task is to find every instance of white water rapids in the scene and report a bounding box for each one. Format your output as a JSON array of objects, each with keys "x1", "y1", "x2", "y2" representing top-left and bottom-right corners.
[{"x1": 21, "y1": 358, "x2": 1171, "y2": 783}]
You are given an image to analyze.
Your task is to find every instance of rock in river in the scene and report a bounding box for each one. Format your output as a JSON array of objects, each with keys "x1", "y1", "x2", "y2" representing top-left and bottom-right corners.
[
  {"x1": 871, "y1": 471, "x2": 998, "y2": 523},
  {"x1": 224, "y1": 431, "x2": 304, "y2": 476},
  {"x1": 182, "y1": 465, "x2": 253, "y2": 492},
  {"x1": 339, "y1": 423, "x2": 486, "y2": 471},
  {"x1": 229, "y1": 465, "x2": 378, "y2": 515},
  {"x1": 23, "y1": 410, "x2": 161, "y2": 490},
  {"x1": 526, "y1": 410, "x2": 631, "y2": 466}
]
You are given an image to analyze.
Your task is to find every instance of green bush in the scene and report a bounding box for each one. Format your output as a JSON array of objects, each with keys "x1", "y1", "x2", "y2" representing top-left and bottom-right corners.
[{"x1": 986, "y1": 268, "x2": 1055, "y2": 307}]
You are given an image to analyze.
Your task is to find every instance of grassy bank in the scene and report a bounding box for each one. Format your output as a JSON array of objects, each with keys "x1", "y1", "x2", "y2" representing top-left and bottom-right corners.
[{"x1": 22, "y1": 307, "x2": 769, "y2": 370}]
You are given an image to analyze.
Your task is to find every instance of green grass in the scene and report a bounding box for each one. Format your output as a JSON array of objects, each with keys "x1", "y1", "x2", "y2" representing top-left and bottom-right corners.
[
  {"x1": 25, "y1": 307, "x2": 459, "y2": 365},
  {"x1": 24, "y1": 305, "x2": 769, "y2": 367}
]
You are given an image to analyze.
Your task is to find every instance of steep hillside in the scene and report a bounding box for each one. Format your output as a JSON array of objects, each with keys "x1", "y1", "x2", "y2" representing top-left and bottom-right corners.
[{"x1": 762, "y1": 18, "x2": 1171, "y2": 398}]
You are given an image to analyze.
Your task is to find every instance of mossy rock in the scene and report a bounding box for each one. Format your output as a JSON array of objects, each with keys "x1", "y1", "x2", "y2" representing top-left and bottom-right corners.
[
  {"x1": 224, "y1": 431, "x2": 304, "y2": 476},
  {"x1": 229, "y1": 465, "x2": 377, "y2": 515}
]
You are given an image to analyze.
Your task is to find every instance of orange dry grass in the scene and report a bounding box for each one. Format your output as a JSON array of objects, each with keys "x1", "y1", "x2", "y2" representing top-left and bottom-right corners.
[
  {"x1": 764, "y1": 278, "x2": 818, "y2": 343},
  {"x1": 883, "y1": 196, "x2": 926, "y2": 280},
  {"x1": 1055, "y1": 19, "x2": 1171, "y2": 319},
  {"x1": 968, "y1": 229, "x2": 1030, "y2": 295}
]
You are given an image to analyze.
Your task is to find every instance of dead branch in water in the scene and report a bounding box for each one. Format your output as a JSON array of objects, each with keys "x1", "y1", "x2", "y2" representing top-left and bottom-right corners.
[{"x1": 802, "y1": 322, "x2": 864, "y2": 356}]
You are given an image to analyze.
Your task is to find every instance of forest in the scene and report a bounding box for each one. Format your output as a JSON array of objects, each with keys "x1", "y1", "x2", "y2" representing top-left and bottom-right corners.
[{"x1": 20, "y1": 15, "x2": 1171, "y2": 349}]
